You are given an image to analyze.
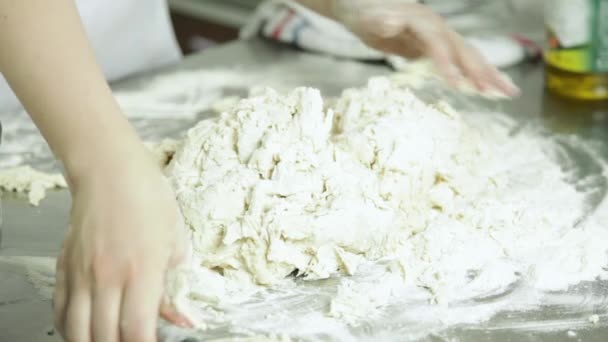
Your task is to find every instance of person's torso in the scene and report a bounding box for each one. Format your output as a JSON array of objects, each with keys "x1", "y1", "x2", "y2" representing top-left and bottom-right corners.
[{"x1": 0, "y1": 0, "x2": 181, "y2": 111}]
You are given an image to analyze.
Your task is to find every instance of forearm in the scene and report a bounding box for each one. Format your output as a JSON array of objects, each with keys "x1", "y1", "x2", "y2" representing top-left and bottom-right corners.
[{"x1": 0, "y1": 0, "x2": 148, "y2": 185}]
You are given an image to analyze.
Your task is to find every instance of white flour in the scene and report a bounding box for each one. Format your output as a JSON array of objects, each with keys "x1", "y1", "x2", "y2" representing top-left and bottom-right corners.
[
  {"x1": 1, "y1": 67, "x2": 606, "y2": 340},
  {"x1": 0, "y1": 141, "x2": 180, "y2": 206},
  {"x1": 114, "y1": 69, "x2": 255, "y2": 120},
  {"x1": 0, "y1": 166, "x2": 67, "y2": 206},
  {"x1": 0, "y1": 69, "x2": 257, "y2": 171},
  {"x1": 164, "y1": 77, "x2": 608, "y2": 339}
]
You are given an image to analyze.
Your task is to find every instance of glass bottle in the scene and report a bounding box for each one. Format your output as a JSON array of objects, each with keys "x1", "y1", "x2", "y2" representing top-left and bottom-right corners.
[{"x1": 545, "y1": 0, "x2": 608, "y2": 100}]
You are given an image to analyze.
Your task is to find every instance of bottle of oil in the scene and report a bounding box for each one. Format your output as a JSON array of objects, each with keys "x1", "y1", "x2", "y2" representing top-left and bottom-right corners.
[{"x1": 545, "y1": 0, "x2": 608, "y2": 100}]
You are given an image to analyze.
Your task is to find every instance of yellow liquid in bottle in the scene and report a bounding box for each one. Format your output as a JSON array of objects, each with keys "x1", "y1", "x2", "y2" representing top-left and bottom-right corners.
[
  {"x1": 545, "y1": 65, "x2": 608, "y2": 100},
  {"x1": 545, "y1": 0, "x2": 608, "y2": 101}
]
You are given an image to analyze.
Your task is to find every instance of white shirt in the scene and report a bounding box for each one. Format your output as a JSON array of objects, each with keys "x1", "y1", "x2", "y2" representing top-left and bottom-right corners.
[{"x1": 0, "y1": 0, "x2": 181, "y2": 111}]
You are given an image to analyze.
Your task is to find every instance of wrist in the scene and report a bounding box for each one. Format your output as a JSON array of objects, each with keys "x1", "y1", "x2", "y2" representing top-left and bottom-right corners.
[{"x1": 60, "y1": 130, "x2": 156, "y2": 191}]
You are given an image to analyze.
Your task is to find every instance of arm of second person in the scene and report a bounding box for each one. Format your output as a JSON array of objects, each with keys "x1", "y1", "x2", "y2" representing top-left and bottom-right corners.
[{"x1": 294, "y1": 0, "x2": 518, "y2": 96}]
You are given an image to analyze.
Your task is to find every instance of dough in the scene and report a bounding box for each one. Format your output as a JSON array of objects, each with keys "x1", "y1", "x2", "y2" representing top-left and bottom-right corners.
[
  {"x1": 165, "y1": 76, "x2": 608, "y2": 335},
  {"x1": 145, "y1": 138, "x2": 181, "y2": 167},
  {"x1": 166, "y1": 77, "x2": 481, "y2": 286},
  {"x1": 4, "y1": 75, "x2": 606, "y2": 338}
]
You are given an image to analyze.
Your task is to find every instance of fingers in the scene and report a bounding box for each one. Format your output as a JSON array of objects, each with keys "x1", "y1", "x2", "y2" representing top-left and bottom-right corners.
[
  {"x1": 54, "y1": 245, "x2": 92, "y2": 342},
  {"x1": 384, "y1": 6, "x2": 521, "y2": 97},
  {"x1": 348, "y1": 2, "x2": 520, "y2": 97},
  {"x1": 415, "y1": 29, "x2": 462, "y2": 88},
  {"x1": 449, "y1": 32, "x2": 493, "y2": 91},
  {"x1": 448, "y1": 31, "x2": 520, "y2": 97},
  {"x1": 422, "y1": 30, "x2": 519, "y2": 97},
  {"x1": 119, "y1": 266, "x2": 165, "y2": 342},
  {"x1": 56, "y1": 259, "x2": 182, "y2": 342},
  {"x1": 63, "y1": 287, "x2": 92, "y2": 342},
  {"x1": 90, "y1": 256, "x2": 125, "y2": 342},
  {"x1": 92, "y1": 286, "x2": 122, "y2": 342}
]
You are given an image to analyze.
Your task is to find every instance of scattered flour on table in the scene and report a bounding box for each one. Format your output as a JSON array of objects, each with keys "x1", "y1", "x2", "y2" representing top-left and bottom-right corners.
[
  {"x1": 0, "y1": 166, "x2": 67, "y2": 206},
  {"x1": 0, "y1": 142, "x2": 180, "y2": 206},
  {"x1": 1, "y1": 69, "x2": 605, "y2": 339},
  {"x1": 0, "y1": 69, "x2": 260, "y2": 170},
  {"x1": 0, "y1": 256, "x2": 56, "y2": 300},
  {"x1": 164, "y1": 76, "x2": 608, "y2": 338},
  {"x1": 589, "y1": 314, "x2": 600, "y2": 324},
  {"x1": 114, "y1": 70, "x2": 255, "y2": 120}
]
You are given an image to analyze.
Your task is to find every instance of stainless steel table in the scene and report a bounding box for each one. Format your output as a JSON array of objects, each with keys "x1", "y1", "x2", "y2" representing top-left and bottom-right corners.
[{"x1": 1, "y1": 38, "x2": 607, "y2": 342}]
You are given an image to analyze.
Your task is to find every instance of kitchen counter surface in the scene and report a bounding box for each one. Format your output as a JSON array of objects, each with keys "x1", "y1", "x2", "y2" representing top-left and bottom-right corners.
[{"x1": 1, "y1": 38, "x2": 607, "y2": 341}]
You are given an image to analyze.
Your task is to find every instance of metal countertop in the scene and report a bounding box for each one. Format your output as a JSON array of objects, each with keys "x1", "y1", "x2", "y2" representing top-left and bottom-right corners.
[{"x1": 1, "y1": 39, "x2": 607, "y2": 341}]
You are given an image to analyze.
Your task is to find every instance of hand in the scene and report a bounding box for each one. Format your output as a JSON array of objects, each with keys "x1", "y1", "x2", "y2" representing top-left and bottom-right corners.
[
  {"x1": 331, "y1": 0, "x2": 519, "y2": 96},
  {"x1": 53, "y1": 155, "x2": 192, "y2": 341}
]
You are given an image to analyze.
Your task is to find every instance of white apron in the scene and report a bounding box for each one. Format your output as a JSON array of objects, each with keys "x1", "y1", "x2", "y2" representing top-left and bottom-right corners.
[{"x1": 0, "y1": 0, "x2": 181, "y2": 111}]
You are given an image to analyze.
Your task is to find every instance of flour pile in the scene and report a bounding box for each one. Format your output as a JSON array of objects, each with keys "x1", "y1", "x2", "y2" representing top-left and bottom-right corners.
[{"x1": 165, "y1": 77, "x2": 608, "y2": 337}]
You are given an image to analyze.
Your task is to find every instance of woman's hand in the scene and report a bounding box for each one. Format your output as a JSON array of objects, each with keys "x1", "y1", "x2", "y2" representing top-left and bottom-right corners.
[
  {"x1": 330, "y1": 0, "x2": 519, "y2": 96},
  {"x1": 54, "y1": 155, "x2": 192, "y2": 342},
  {"x1": 1, "y1": 2, "x2": 193, "y2": 340}
]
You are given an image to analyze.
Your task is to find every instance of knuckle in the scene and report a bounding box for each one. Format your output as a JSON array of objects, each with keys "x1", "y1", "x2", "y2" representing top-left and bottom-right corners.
[
  {"x1": 461, "y1": 60, "x2": 486, "y2": 74},
  {"x1": 91, "y1": 254, "x2": 125, "y2": 283}
]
